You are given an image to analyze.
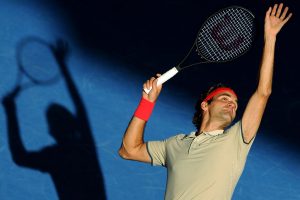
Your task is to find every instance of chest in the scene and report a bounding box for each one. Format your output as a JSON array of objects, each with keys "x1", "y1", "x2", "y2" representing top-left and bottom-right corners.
[{"x1": 166, "y1": 134, "x2": 239, "y2": 173}]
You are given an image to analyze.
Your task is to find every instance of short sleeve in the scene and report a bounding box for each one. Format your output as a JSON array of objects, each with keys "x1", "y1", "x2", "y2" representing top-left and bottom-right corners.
[
  {"x1": 227, "y1": 121, "x2": 255, "y2": 159},
  {"x1": 147, "y1": 139, "x2": 168, "y2": 167}
]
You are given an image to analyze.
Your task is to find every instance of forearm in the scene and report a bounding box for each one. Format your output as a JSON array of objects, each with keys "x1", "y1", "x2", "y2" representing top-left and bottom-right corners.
[
  {"x1": 3, "y1": 103, "x2": 28, "y2": 163},
  {"x1": 119, "y1": 75, "x2": 161, "y2": 161},
  {"x1": 119, "y1": 117, "x2": 147, "y2": 157},
  {"x1": 257, "y1": 3, "x2": 292, "y2": 95},
  {"x1": 59, "y1": 61, "x2": 83, "y2": 108},
  {"x1": 242, "y1": 4, "x2": 292, "y2": 142},
  {"x1": 257, "y1": 36, "x2": 276, "y2": 96},
  {"x1": 120, "y1": 94, "x2": 156, "y2": 155}
]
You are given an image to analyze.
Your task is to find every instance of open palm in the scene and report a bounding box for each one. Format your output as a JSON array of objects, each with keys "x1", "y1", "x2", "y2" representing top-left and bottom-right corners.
[{"x1": 265, "y1": 3, "x2": 292, "y2": 37}]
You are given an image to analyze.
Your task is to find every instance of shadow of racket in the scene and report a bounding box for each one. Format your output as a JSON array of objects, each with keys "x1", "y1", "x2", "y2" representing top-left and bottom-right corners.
[{"x1": 14, "y1": 36, "x2": 61, "y2": 93}]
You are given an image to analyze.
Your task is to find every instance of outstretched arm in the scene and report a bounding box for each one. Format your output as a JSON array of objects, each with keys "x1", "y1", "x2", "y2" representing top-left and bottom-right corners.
[
  {"x1": 51, "y1": 40, "x2": 93, "y2": 141},
  {"x1": 242, "y1": 3, "x2": 292, "y2": 143},
  {"x1": 51, "y1": 40, "x2": 85, "y2": 117},
  {"x1": 119, "y1": 75, "x2": 162, "y2": 162},
  {"x1": 2, "y1": 89, "x2": 42, "y2": 168}
]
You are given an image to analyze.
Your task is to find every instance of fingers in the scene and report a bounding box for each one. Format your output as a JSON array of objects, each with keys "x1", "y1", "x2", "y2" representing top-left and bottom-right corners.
[
  {"x1": 155, "y1": 74, "x2": 161, "y2": 83},
  {"x1": 143, "y1": 74, "x2": 161, "y2": 91},
  {"x1": 142, "y1": 74, "x2": 162, "y2": 102},
  {"x1": 278, "y1": 4, "x2": 293, "y2": 25},
  {"x1": 143, "y1": 77, "x2": 155, "y2": 91},
  {"x1": 149, "y1": 77, "x2": 156, "y2": 89},
  {"x1": 279, "y1": 5, "x2": 290, "y2": 19},
  {"x1": 153, "y1": 74, "x2": 162, "y2": 90},
  {"x1": 276, "y1": 3, "x2": 283, "y2": 18},
  {"x1": 271, "y1": 4, "x2": 278, "y2": 16},
  {"x1": 269, "y1": 3, "x2": 292, "y2": 21},
  {"x1": 283, "y1": 13, "x2": 293, "y2": 24},
  {"x1": 266, "y1": 7, "x2": 272, "y2": 18},
  {"x1": 264, "y1": 3, "x2": 292, "y2": 37}
]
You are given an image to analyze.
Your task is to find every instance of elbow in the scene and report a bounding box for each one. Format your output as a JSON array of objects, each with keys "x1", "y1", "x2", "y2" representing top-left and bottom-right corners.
[
  {"x1": 263, "y1": 89, "x2": 272, "y2": 97},
  {"x1": 118, "y1": 148, "x2": 127, "y2": 159},
  {"x1": 258, "y1": 88, "x2": 272, "y2": 97},
  {"x1": 9, "y1": 147, "x2": 27, "y2": 166},
  {"x1": 118, "y1": 144, "x2": 142, "y2": 160},
  {"x1": 118, "y1": 146, "x2": 131, "y2": 160},
  {"x1": 11, "y1": 154, "x2": 26, "y2": 166}
]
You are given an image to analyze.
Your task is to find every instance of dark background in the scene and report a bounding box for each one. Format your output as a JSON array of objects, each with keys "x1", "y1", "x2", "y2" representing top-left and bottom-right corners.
[{"x1": 0, "y1": 0, "x2": 299, "y2": 199}]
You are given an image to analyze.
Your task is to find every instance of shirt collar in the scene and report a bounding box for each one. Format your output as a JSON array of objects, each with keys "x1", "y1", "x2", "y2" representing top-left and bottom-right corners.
[
  {"x1": 204, "y1": 129, "x2": 224, "y2": 136},
  {"x1": 186, "y1": 129, "x2": 224, "y2": 138}
]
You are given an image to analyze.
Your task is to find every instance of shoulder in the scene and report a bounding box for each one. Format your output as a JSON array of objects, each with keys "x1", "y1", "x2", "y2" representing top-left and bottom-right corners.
[
  {"x1": 225, "y1": 120, "x2": 242, "y2": 134},
  {"x1": 225, "y1": 120, "x2": 255, "y2": 145},
  {"x1": 221, "y1": 120, "x2": 242, "y2": 140}
]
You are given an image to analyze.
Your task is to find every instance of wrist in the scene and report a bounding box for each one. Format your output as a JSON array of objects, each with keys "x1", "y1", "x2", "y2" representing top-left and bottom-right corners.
[
  {"x1": 264, "y1": 34, "x2": 277, "y2": 42},
  {"x1": 134, "y1": 97, "x2": 156, "y2": 121},
  {"x1": 142, "y1": 93, "x2": 157, "y2": 103}
]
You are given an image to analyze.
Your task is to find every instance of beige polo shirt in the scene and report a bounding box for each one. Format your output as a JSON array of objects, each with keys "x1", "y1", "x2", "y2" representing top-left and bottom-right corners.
[{"x1": 147, "y1": 121, "x2": 254, "y2": 200}]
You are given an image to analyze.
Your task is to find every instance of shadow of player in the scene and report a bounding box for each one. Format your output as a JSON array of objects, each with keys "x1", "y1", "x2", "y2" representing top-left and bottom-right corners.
[{"x1": 2, "y1": 38, "x2": 106, "y2": 200}]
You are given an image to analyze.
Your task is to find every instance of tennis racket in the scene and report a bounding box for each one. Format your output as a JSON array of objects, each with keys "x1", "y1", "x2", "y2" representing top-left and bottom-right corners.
[
  {"x1": 15, "y1": 36, "x2": 60, "y2": 91},
  {"x1": 144, "y1": 6, "x2": 256, "y2": 94}
]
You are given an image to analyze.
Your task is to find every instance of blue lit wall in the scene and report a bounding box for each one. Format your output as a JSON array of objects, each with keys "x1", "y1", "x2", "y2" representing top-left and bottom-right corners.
[{"x1": 0, "y1": 1, "x2": 299, "y2": 200}]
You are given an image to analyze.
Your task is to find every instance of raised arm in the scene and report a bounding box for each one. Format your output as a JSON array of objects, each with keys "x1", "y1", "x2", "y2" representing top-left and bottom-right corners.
[
  {"x1": 119, "y1": 75, "x2": 162, "y2": 163},
  {"x1": 51, "y1": 40, "x2": 86, "y2": 119},
  {"x1": 51, "y1": 40, "x2": 94, "y2": 142},
  {"x1": 2, "y1": 88, "x2": 44, "y2": 168},
  {"x1": 242, "y1": 3, "x2": 292, "y2": 143}
]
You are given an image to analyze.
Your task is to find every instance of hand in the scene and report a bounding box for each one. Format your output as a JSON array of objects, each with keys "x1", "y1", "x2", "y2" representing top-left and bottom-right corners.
[
  {"x1": 50, "y1": 39, "x2": 70, "y2": 60},
  {"x1": 264, "y1": 3, "x2": 292, "y2": 38},
  {"x1": 2, "y1": 86, "x2": 21, "y2": 107},
  {"x1": 142, "y1": 74, "x2": 162, "y2": 102}
]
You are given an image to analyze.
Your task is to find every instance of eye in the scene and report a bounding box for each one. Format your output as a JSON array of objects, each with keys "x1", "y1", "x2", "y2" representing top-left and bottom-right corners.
[{"x1": 222, "y1": 97, "x2": 228, "y2": 101}]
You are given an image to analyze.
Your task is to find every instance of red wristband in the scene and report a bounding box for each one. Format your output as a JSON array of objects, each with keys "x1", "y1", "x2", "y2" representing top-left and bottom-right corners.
[{"x1": 134, "y1": 98, "x2": 155, "y2": 121}]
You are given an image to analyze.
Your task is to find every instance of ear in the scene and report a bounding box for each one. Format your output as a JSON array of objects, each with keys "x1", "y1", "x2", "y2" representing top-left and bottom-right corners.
[{"x1": 201, "y1": 101, "x2": 208, "y2": 111}]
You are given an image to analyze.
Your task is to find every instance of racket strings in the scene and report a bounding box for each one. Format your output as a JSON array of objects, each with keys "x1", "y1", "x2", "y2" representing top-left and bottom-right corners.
[
  {"x1": 214, "y1": 12, "x2": 249, "y2": 56},
  {"x1": 197, "y1": 7, "x2": 255, "y2": 62},
  {"x1": 177, "y1": 40, "x2": 213, "y2": 70},
  {"x1": 19, "y1": 40, "x2": 60, "y2": 84},
  {"x1": 227, "y1": 9, "x2": 254, "y2": 50}
]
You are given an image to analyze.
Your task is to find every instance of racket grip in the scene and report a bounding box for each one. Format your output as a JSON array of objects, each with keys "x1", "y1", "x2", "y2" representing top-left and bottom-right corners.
[{"x1": 143, "y1": 67, "x2": 179, "y2": 94}]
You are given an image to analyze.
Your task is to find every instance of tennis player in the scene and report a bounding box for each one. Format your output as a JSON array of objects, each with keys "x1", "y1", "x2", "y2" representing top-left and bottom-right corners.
[{"x1": 119, "y1": 4, "x2": 292, "y2": 199}]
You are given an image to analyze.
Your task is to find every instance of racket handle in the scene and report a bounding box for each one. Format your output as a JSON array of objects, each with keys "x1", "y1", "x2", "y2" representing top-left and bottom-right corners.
[{"x1": 143, "y1": 67, "x2": 179, "y2": 94}]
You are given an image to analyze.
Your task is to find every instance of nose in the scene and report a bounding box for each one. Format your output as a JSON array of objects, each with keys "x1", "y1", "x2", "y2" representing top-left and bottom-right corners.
[{"x1": 227, "y1": 101, "x2": 236, "y2": 109}]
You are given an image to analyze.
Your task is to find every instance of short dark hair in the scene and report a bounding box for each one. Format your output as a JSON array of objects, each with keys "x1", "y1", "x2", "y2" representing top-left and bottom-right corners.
[{"x1": 192, "y1": 83, "x2": 234, "y2": 131}]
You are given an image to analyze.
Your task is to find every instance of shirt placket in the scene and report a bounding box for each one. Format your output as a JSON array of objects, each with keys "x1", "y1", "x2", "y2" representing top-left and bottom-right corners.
[{"x1": 188, "y1": 134, "x2": 210, "y2": 154}]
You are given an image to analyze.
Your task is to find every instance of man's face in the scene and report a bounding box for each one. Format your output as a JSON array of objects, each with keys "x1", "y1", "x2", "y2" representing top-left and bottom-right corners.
[{"x1": 207, "y1": 91, "x2": 238, "y2": 125}]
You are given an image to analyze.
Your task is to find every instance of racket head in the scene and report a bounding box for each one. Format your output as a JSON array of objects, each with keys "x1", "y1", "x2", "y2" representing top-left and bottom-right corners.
[
  {"x1": 16, "y1": 36, "x2": 60, "y2": 85},
  {"x1": 196, "y1": 6, "x2": 256, "y2": 62}
]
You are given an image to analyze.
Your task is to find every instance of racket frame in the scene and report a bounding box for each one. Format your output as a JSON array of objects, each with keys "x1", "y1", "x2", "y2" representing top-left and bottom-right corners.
[
  {"x1": 143, "y1": 6, "x2": 256, "y2": 94},
  {"x1": 15, "y1": 36, "x2": 61, "y2": 90}
]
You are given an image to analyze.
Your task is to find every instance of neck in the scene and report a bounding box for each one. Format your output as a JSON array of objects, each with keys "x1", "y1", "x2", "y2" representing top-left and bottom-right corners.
[{"x1": 198, "y1": 117, "x2": 226, "y2": 135}]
